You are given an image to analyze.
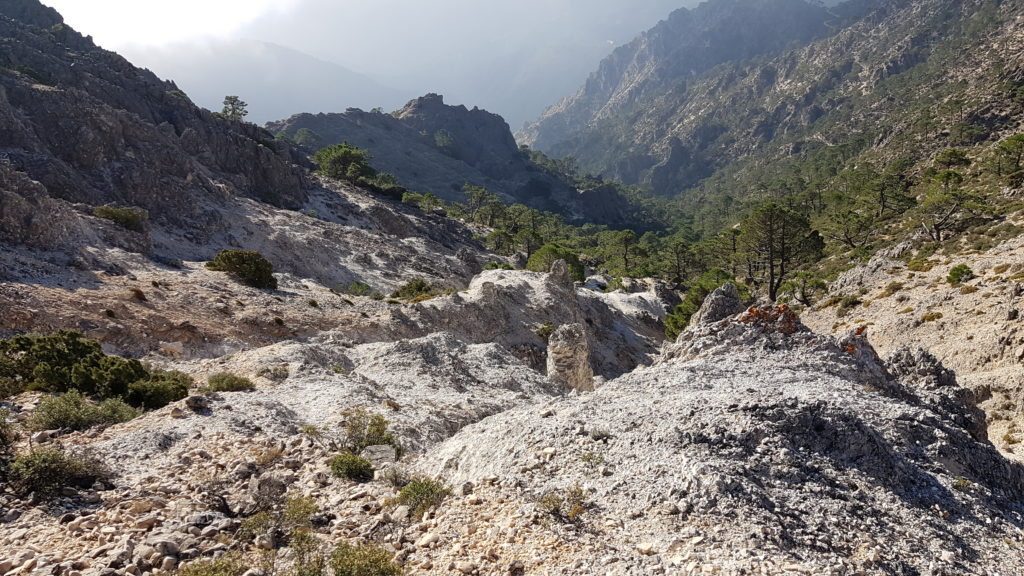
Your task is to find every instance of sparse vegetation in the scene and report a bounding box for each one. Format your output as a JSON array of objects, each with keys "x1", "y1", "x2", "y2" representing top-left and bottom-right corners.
[
  {"x1": 127, "y1": 370, "x2": 192, "y2": 409},
  {"x1": 179, "y1": 554, "x2": 248, "y2": 576},
  {"x1": 395, "y1": 477, "x2": 449, "y2": 520},
  {"x1": 879, "y1": 282, "x2": 904, "y2": 298},
  {"x1": 329, "y1": 542, "x2": 402, "y2": 576},
  {"x1": 536, "y1": 323, "x2": 556, "y2": 343},
  {"x1": 836, "y1": 296, "x2": 863, "y2": 318},
  {"x1": 537, "y1": 484, "x2": 588, "y2": 523},
  {"x1": 204, "y1": 372, "x2": 255, "y2": 393},
  {"x1": 947, "y1": 264, "x2": 975, "y2": 285},
  {"x1": 93, "y1": 205, "x2": 146, "y2": 233},
  {"x1": 390, "y1": 278, "x2": 437, "y2": 300},
  {"x1": 329, "y1": 452, "x2": 374, "y2": 483},
  {"x1": 665, "y1": 270, "x2": 749, "y2": 340},
  {"x1": 341, "y1": 409, "x2": 399, "y2": 454},
  {"x1": 921, "y1": 311, "x2": 944, "y2": 323},
  {"x1": 28, "y1": 390, "x2": 139, "y2": 431},
  {"x1": 8, "y1": 447, "x2": 108, "y2": 498},
  {"x1": 344, "y1": 280, "x2": 373, "y2": 297},
  {"x1": 206, "y1": 250, "x2": 277, "y2": 289}
]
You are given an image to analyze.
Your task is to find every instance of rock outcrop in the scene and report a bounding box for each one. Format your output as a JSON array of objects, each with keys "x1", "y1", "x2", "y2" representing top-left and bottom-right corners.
[
  {"x1": 421, "y1": 304, "x2": 1024, "y2": 574},
  {"x1": 266, "y1": 95, "x2": 647, "y2": 227},
  {"x1": 545, "y1": 323, "x2": 594, "y2": 392}
]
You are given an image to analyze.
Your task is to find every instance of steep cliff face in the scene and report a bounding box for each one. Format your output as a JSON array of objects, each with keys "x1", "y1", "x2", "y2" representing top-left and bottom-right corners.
[
  {"x1": 267, "y1": 95, "x2": 646, "y2": 227},
  {"x1": 520, "y1": 0, "x2": 1024, "y2": 197},
  {"x1": 0, "y1": 0, "x2": 309, "y2": 234}
]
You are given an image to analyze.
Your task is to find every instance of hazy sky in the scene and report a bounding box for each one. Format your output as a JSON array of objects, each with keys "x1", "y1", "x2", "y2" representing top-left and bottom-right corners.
[{"x1": 41, "y1": 0, "x2": 692, "y2": 126}]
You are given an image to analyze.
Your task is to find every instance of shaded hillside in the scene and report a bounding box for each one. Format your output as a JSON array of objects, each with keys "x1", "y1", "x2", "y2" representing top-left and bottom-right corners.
[
  {"x1": 267, "y1": 94, "x2": 648, "y2": 227},
  {"x1": 0, "y1": 0, "x2": 488, "y2": 292},
  {"x1": 521, "y1": 0, "x2": 1024, "y2": 204}
]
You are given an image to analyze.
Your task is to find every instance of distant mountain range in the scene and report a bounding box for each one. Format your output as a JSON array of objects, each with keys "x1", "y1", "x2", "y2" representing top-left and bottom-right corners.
[{"x1": 520, "y1": 0, "x2": 1024, "y2": 204}]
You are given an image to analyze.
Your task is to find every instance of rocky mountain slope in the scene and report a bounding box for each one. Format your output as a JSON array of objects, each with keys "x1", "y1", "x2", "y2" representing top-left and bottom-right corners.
[
  {"x1": 520, "y1": 0, "x2": 1024, "y2": 199},
  {"x1": 803, "y1": 230, "x2": 1024, "y2": 462},
  {"x1": 267, "y1": 95, "x2": 645, "y2": 227},
  {"x1": 3, "y1": 1, "x2": 1024, "y2": 575}
]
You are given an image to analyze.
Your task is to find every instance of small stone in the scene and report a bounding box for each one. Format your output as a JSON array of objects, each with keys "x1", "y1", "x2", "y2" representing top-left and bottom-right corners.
[
  {"x1": 940, "y1": 550, "x2": 955, "y2": 562},
  {"x1": 637, "y1": 543, "x2": 655, "y2": 556},
  {"x1": 160, "y1": 557, "x2": 177, "y2": 571},
  {"x1": 255, "y1": 535, "x2": 274, "y2": 550},
  {"x1": 415, "y1": 533, "x2": 439, "y2": 548},
  {"x1": 169, "y1": 407, "x2": 185, "y2": 419},
  {"x1": 184, "y1": 396, "x2": 210, "y2": 412},
  {"x1": 135, "y1": 514, "x2": 160, "y2": 530},
  {"x1": 455, "y1": 561, "x2": 477, "y2": 574}
]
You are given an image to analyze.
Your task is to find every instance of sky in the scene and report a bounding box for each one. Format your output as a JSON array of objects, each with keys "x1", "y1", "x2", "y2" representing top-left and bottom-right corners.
[{"x1": 40, "y1": 0, "x2": 692, "y2": 126}]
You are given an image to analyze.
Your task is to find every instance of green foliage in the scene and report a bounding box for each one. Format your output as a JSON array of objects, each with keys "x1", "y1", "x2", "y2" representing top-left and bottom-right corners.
[
  {"x1": 525, "y1": 244, "x2": 585, "y2": 281},
  {"x1": 537, "y1": 484, "x2": 588, "y2": 524},
  {"x1": 93, "y1": 205, "x2": 146, "y2": 233},
  {"x1": 221, "y1": 95, "x2": 248, "y2": 122},
  {"x1": 665, "y1": 270, "x2": 747, "y2": 341},
  {"x1": 483, "y1": 261, "x2": 514, "y2": 271},
  {"x1": 341, "y1": 409, "x2": 399, "y2": 453},
  {"x1": 313, "y1": 142, "x2": 376, "y2": 182},
  {"x1": 179, "y1": 554, "x2": 248, "y2": 576},
  {"x1": 390, "y1": 279, "x2": 436, "y2": 300},
  {"x1": 836, "y1": 296, "x2": 863, "y2": 318},
  {"x1": 779, "y1": 271, "x2": 828, "y2": 306},
  {"x1": 738, "y1": 203, "x2": 823, "y2": 302},
  {"x1": 126, "y1": 370, "x2": 191, "y2": 409},
  {"x1": 293, "y1": 128, "x2": 323, "y2": 149},
  {"x1": 9, "y1": 447, "x2": 107, "y2": 498},
  {"x1": 329, "y1": 542, "x2": 402, "y2": 576},
  {"x1": 343, "y1": 280, "x2": 373, "y2": 297},
  {"x1": 0, "y1": 330, "x2": 149, "y2": 399},
  {"x1": 28, "y1": 390, "x2": 138, "y2": 431},
  {"x1": 947, "y1": 264, "x2": 975, "y2": 285},
  {"x1": 395, "y1": 477, "x2": 449, "y2": 520},
  {"x1": 329, "y1": 452, "x2": 374, "y2": 483},
  {"x1": 204, "y1": 372, "x2": 255, "y2": 393},
  {"x1": 536, "y1": 323, "x2": 556, "y2": 343},
  {"x1": 206, "y1": 250, "x2": 278, "y2": 289}
]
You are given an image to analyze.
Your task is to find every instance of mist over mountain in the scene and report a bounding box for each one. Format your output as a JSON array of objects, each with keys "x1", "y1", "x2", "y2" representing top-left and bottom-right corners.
[
  {"x1": 104, "y1": 0, "x2": 693, "y2": 126},
  {"x1": 121, "y1": 40, "x2": 413, "y2": 125}
]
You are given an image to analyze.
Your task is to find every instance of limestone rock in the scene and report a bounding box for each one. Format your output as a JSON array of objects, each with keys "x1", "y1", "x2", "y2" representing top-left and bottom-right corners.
[
  {"x1": 546, "y1": 323, "x2": 594, "y2": 392},
  {"x1": 688, "y1": 283, "x2": 745, "y2": 328}
]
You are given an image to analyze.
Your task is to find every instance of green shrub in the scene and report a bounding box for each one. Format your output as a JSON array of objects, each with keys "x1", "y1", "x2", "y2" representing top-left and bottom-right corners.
[
  {"x1": 342, "y1": 409, "x2": 399, "y2": 453},
  {"x1": 314, "y1": 142, "x2": 376, "y2": 182},
  {"x1": 126, "y1": 370, "x2": 191, "y2": 409},
  {"x1": 836, "y1": 296, "x2": 863, "y2": 317},
  {"x1": 205, "y1": 372, "x2": 255, "y2": 393},
  {"x1": 206, "y1": 250, "x2": 277, "y2": 289},
  {"x1": 93, "y1": 205, "x2": 146, "y2": 233},
  {"x1": 344, "y1": 281, "x2": 372, "y2": 296},
  {"x1": 664, "y1": 269, "x2": 749, "y2": 341},
  {"x1": 537, "y1": 484, "x2": 588, "y2": 523},
  {"x1": 8, "y1": 447, "x2": 107, "y2": 498},
  {"x1": 395, "y1": 477, "x2": 449, "y2": 519},
  {"x1": 536, "y1": 323, "x2": 556, "y2": 343},
  {"x1": 390, "y1": 279, "x2": 436, "y2": 300},
  {"x1": 0, "y1": 331, "x2": 147, "y2": 398},
  {"x1": 329, "y1": 542, "x2": 401, "y2": 576},
  {"x1": 28, "y1": 390, "x2": 139, "y2": 431},
  {"x1": 178, "y1": 554, "x2": 248, "y2": 576},
  {"x1": 329, "y1": 452, "x2": 374, "y2": 483},
  {"x1": 947, "y1": 264, "x2": 975, "y2": 285},
  {"x1": 525, "y1": 244, "x2": 585, "y2": 282}
]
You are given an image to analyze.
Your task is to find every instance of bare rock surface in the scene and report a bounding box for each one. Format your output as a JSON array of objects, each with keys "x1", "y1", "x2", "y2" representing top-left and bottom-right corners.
[
  {"x1": 803, "y1": 231, "x2": 1024, "y2": 459},
  {"x1": 420, "y1": 306, "x2": 1024, "y2": 574}
]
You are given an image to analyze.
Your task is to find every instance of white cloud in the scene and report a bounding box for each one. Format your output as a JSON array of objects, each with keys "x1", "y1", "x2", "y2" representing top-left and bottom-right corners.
[{"x1": 40, "y1": 0, "x2": 298, "y2": 48}]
